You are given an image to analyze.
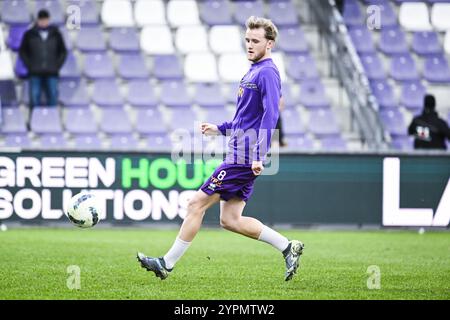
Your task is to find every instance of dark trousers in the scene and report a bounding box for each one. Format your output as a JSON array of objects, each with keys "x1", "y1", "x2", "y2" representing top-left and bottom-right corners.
[
  {"x1": 29, "y1": 75, "x2": 58, "y2": 108},
  {"x1": 276, "y1": 117, "x2": 285, "y2": 145}
]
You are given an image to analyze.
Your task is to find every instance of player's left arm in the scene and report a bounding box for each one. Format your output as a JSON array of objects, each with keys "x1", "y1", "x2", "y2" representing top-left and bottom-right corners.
[{"x1": 253, "y1": 67, "x2": 281, "y2": 167}]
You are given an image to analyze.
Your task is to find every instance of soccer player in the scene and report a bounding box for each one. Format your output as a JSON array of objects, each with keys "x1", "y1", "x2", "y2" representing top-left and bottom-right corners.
[{"x1": 137, "y1": 16, "x2": 304, "y2": 281}]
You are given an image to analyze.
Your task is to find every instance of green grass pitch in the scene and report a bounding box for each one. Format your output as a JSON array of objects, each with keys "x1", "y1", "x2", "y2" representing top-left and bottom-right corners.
[{"x1": 0, "y1": 228, "x2": 449, "y2": 300}]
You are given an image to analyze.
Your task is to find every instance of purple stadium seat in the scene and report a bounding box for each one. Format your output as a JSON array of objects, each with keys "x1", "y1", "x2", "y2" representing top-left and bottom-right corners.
[
  {"x1": 153, "y1": 55, "x2": 184, "y2": 81},
  {"x1": 135, "y1": 108, "x2": 166, "y2": 134},
  {"x1": 412, "y1": 31, "x2": 443, "y2": 56},
  {"x1": 193, "y1": 83, "x2": 226, "y2": 109},
  {"x1": 100, "y1": 108, "x2": 132, "y2": 134},
  {"x1": 423, "y1": 55, "x2": 450, "y2": 83},
  {"x1": 370, "y1": 80, "x2": 397, "y2": 110},
  {"x1": 343, "y1": 0, "x2": 364, "y2": 27},
  {"x1": 64, "y1": 108, "x2": 97, "y2": 134},
  {"x1": 76, "y1": 26, "x2": 106, "y2": 52},
  {"x1": 233, "y1": 0, "x2": 264, "y2": 25},
  {"x1": 200, "y1": 0, "x2": 233, "y2": 25},
  {"x1": 1, "y1": 0, "x2": 31, "y2": 25},
  {"x1": 320, "y1": 136, "x2": 348, "y2": 151},
  {"x1": 67, "y1": 0, "x2": 100, "y2": 26},
  {"x1": 286, "y1": 53, "x2": 320, "y2": 81},
  {"x1": 267, "y1": 1, "x2": 299, "y2": 27},
  {"x1": 348, "y1": 26, "x2": 376, "y2": 54},
  {"x1": 145, "y1": 133, "x2": 173, "y2": 151},
  {"x1": 379, "y1": 27, "x2": 409, "y2": 56},
  {"x1": 14, "y1": 56, "x2": 28, "y2": 79},
  {"x1": 3, "y1": 133, "x2": 32, "y2": 148},
  {"x1": 35, "y1": 0, "x2": 65, "y2": 25},
  {"x1": 117, "y1": 53, "x2": 149, "y2": 80},
  {"x1": 281, "y1": 84, "x2": 299, "y2": 109},
  {"x1": 170, "y1": 108, "x2": 198, "y2": 132},
  {"x1": 127, "y1": 80, "x2": 158, "y2": 108},
  {"x1": 83, "y1": 53, "x2": 115, "y2": 79},
  {"x1": 0, "y1": 80, "x2": 19, "y2": 107},
  {"x1": 30, "y1": 107, "x2": 63, "y2": 134},
  {"x1": 38, "y1": 133, "x2": 68, "y2": 149},
  {"x1": 59, "y1": 28, "x2": 73, "y2": 50},
  {"x1": 92, "y1": 80, "x2": 124, "y2": 108},
  {"x1": 379, "y1": 109, "x2": 407, "y2": 137},
  {"x1": 1, "y1": 108, "x2": 27, "y2": 133},
  {"x1": 361, "y1": 1, "x2": 397, "y2": 26},
  {"x1": 59, "y1": 79, "x2": 90, "y2": 108},
  {"x1": 226, "y1": 82, "x2": 240, "y2": 104},
  {"x1": 299, "y1": 80, "x2": 330, "y2": 109},
  {"x1": 282, "y1": 109, "x2": 306, "y2": 135},
  {"x1": 400, "y1": 81, "x2": 426, "y2": 112},
  {"x1": 308, "y1": 109, "x2": 341, "y2": 137},
  {"x1": 389, "y1": 53, "x2": 420, "y2": 82},
  {"x1": 392, "y1": 0, "x2": 424, "y2": 4},
  {"x1": 277, "y1": 27, "x2": 309, "y2": 54},
  {"x1": 285, "y1": 134, "x2": 314, "y2": 151},
  {"x1": 360, "y1": 53, "x2": 386, "y2": 80},
  {"x1": 109, "y1": 134, "x2": 139, "y2": 150},
  {"x1": 60, "y1": 52, "x2": 81, "y2": 79},
  {"x1": 372, "y1": 2, "x2": 398, "y2": 28},
  {"x1": 6, "y1": 25, "x2": 28, "y2": 51},
  {"x1": 358, "y1": 0, "x2": 385, "y2": 8},
  {"x1": 391, "y1": 136, "x2": 413, "y2": 151},
  {"x1": 373, "y1": 0, "x2": 388, "y2": 2},
  {"x1": 109, "y1": 28, "x2": 140, "y2": 52},
  {"x1": 201, "y1": 108, "x2": 231, "y2": 124},
  {"x1": 160, "y1": 81, "x2": 192, "y2": 108},
  {"x1": 73, "y1": 134, "x2": 102, "y2": 150}
]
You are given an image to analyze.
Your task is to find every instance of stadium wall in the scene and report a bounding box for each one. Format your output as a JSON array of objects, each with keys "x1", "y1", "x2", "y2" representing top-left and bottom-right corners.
[{"x1": 0, "y1": 151, "x2": 449, "y2": 227}]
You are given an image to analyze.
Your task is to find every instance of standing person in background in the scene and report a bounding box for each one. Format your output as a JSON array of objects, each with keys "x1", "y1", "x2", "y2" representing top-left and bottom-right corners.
[
  {"x1": 408, "y1": 94, "x2": 450, "y2": 150},
  {"x1": 275, "y1": 96, "x2": 287, "y2": 147},
  {"x1": 19, "y1": 9, "x2": 67, "y2": 108}
]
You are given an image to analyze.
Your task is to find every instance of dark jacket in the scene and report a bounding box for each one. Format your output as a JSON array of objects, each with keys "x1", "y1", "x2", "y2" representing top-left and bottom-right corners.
[
  {"x1": 19, "y1": 24, "x2": 67, "y2": 76},
  {"x1": 408, "y1": 111, "x2": 450, "y2": 150}
]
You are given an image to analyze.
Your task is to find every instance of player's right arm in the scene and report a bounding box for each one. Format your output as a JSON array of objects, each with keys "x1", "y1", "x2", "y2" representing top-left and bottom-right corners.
[
  {"x1": 201, "y1": 123, "x2": 221, "y2": 136},
  {"x1": 216, "y1": 121, "x2": 233, "y2": 136}
]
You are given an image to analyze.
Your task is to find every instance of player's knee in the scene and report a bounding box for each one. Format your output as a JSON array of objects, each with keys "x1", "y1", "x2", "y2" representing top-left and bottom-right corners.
[
  {"x1": 220, "y1": 216, "x2": 237, "y2": 231},
  {"x1": 187, "y1": 198, "x2": 204, "y2": 216}
]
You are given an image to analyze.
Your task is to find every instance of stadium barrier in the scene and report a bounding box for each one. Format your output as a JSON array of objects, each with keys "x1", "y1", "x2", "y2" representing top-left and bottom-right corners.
[
  {"x1": 306, "y1": 0, "x2": 387, "y2": 150},
  {"x1": 0, "y1": 151, "x2": 449, "y2": 227}
]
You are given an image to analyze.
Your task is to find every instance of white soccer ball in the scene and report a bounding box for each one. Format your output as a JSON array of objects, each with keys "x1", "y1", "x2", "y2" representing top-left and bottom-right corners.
[{"x1": 66, "y1": 192, "x2": 101, "y2": 228}]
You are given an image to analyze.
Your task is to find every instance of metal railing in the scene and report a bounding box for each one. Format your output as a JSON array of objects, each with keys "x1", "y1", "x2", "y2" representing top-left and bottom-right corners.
[{"x1": 306, "y1": 0, "x2": 388, "y2": 150}]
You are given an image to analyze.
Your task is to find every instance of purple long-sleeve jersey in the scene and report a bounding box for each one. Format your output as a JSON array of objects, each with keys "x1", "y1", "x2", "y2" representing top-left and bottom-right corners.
[{"x1": 217, "y1": 58, "x2": 281, "y2": 165}]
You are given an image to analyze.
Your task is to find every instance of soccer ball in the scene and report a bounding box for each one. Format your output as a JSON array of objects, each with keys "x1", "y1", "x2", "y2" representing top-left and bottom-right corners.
[{"x1": 66, "y1": 192, "x2": 101, "y2": 228}]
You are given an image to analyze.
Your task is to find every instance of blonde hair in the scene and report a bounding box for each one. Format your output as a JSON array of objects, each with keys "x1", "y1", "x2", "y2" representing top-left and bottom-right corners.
[{"x1": 245, "y1": 16, "x2": 279, "y2": 41}]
